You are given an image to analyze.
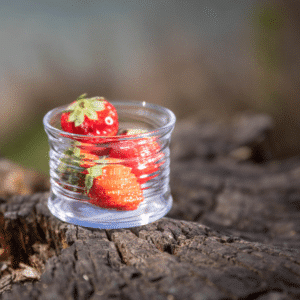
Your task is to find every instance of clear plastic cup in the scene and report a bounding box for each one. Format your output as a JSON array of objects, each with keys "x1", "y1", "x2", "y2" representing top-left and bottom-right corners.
[{"x1": 43, "y1": 101, "x2": 176, "y2": 229}]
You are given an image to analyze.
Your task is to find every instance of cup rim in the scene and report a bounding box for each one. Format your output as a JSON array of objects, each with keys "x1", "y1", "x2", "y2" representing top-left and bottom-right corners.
[{"x1": 43, "y1": 100, "x2": 176, "y2": 139}]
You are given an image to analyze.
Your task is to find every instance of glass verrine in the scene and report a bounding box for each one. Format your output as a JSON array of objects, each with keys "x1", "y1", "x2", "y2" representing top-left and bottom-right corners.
[{"x1": 43, "y1": 101, "x2": 176, "y2": 229}]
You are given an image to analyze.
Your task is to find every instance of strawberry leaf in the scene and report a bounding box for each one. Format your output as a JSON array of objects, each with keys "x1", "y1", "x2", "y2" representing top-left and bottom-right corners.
[
  {"x1": 58, "y1": 146, "x2": 85, "y2": 189},
  {"x1": 91, "y1": 100, "x2": 105, "y2": 111},
  {"x1": 67, "y1": 101, "x2": 80, "y2": 111},
  {"x1": 66, "y1": 95, "x2": 107, "y2": 126},
  {"x1": 74, "y1": 111, "x2": 85, "y2": 127},
  {"x1": 64, "y1": 149, "x2": 74, "y2": 156},
  {"x1": 88, "y1": 165, "x2": 104, "y2": 178},
  {"x1": 85, "y1": 174, "x2": 94, "y2": 194},
  {"x1": 69, "y1": 108, "x2": 81, "y2": 122},
  {"x1": 82, "y1": 99, "x2": 93, "y2": 110},
  {"x1": 77, "y1": 93, "x2": 87, "y2": 100},
  {"x1": 73, "y1": 147, "x2": 81, "y2": 157},
  {"x1": 85, "y1": 164, "x2": 106, "y2": 194},
  {"x1": 85, "y1": 110, "x2": 98, "y2": 120}
]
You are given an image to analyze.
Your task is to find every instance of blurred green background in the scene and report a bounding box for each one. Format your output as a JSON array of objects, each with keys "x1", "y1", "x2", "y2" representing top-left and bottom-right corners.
[{"x1": 1, "y1": 0, "x2": 299, "y2": 175}]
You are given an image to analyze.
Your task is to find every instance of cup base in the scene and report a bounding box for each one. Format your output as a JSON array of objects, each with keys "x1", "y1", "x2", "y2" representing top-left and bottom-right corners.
[{"x1": 47, "y1": 188, "x2": 173, "y2": 229}]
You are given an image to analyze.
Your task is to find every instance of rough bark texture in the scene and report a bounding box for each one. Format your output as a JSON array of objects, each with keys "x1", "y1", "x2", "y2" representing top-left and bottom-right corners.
[
  {"x1": 169, "y1": 113, "x2": 300, "y2": 250},
  {"x1": 0, "y1": 193, "x2": 299, "y2": 300},
  {"x1": 0, "y1": 113, "x2": 299, "y2": 299}
]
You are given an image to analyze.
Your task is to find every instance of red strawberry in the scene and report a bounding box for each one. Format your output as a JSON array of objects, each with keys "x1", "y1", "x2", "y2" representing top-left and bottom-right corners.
[
  {"x1": 61, "y1": 94, "x2": 119, "y2": 140},
  {"x1": 76, "y1": 141, "x2": 110, "y2": 157},
  {"x1": 78, "y1": 149, "x2": 99, "y2": 169},
  {"x1": 85, "y1": 158, "x2": 144, "y2": 210},
  {"x1": 109, "y1": 129, "x2": 164, "y2": 185}
]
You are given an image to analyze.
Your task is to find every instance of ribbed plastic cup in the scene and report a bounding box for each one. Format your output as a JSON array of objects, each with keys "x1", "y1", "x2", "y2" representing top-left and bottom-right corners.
[{"x1": 43, "y1": 101, "x2": 176, "y2": 229}]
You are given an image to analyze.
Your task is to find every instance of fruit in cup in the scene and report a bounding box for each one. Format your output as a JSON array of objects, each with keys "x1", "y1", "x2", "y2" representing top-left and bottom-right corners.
[
  {"x1": 58, "y1": 96, "x2": 165, "y2": 210},
  {"x1": 85, "y1": 158, "x2": 144, "y2": 210},
  {"x1": 110, "y1": 129, "x2": 164, "y2": 185},
  {"x1": 61, "y1": 94, "x2": 119, "y2": 137}
]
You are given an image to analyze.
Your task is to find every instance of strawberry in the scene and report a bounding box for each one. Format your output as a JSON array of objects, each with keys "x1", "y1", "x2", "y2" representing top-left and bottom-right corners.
[
  {"x1": 76, "y1": 141, "x2": 110, "y2": 157},
  {"x1": 61, "y1": 94, "x2": 119, "y2": 139},
  {"x1": 58, "y1": 145, "x2": 100, "y2": 191},
  {"x1": 77, "y1": 148, "x2": 101, "y2": 189},
  {"x1": 77, "y1": 149, "x2": 100, "y2": 169},
  {"x1": 85, "y1": 158, "x2": 144, "y2": 210},
  {"x1": 109, "y1": 129, "x2": 164, "y2": 185}
]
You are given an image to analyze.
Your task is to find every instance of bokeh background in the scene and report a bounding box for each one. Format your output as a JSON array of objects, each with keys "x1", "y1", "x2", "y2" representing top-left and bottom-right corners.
[{"x1": 1, "y1": 0, "x2": 299, "y2": 175}]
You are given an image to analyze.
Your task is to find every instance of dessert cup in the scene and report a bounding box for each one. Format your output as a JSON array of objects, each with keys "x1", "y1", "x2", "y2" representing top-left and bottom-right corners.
[{"x1": 43, "y1": 101, "x2": 176, "y2": 229}]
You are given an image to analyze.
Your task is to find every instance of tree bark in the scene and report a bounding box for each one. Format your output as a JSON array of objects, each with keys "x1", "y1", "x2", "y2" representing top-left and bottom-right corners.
[{"x1": 0, "y1": 193, "x2": 299, "y2": 300}]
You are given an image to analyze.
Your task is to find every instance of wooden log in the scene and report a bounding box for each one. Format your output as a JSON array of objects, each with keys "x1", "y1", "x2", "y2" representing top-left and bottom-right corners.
[
  {"x1": 0, "y1": 193, "x2": 298, "y2": 299},
  {"x1": 169, "y1": 113, "x2": 300, "y2": 251}
]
